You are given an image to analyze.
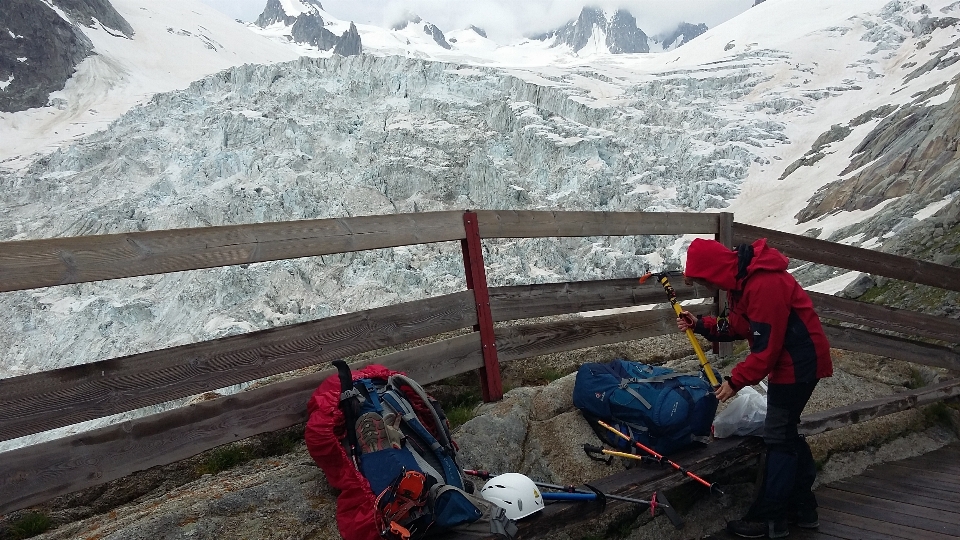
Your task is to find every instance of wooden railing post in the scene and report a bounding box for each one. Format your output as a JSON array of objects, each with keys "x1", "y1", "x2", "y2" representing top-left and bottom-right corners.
[
  {"x1": 461, "y1": 211, "x2": 504, "y2": 402},
  {"x1": 715, "y1": 212, "x2": 734, "y2": 359}
]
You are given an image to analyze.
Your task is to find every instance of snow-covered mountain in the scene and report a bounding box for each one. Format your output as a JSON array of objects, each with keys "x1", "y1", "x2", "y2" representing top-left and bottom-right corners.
[
  {"x1": 0, "y1": 0, "x2": 299, "y2": 170},
  {"x1": 253, "y1": 0, "x2": 361, "y2": 55},
  {"x1": 3, "y1": 0, "x2": 960, "y2": 447},
  {"x1": 531, "y1": 7, "x2": 651, "y2": 54},
  {"x1": 245, "y1": 4, "x2": 711, "y2": 63}
]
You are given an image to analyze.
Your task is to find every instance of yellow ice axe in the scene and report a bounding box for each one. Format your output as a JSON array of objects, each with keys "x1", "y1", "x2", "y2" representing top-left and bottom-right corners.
[{"x1": 640, "y1": 272, "x2": 720, "y2": 387}]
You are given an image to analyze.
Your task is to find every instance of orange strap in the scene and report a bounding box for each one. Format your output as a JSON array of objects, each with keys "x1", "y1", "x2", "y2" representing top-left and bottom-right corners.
[{"x1": 388, "y1": 522, "x2": 411, "y2": 540}]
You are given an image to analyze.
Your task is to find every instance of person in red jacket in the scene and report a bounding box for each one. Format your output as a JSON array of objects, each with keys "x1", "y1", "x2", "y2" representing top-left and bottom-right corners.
[{"x1": 678, "y1": 238, "x2": 832, "y2": 539}]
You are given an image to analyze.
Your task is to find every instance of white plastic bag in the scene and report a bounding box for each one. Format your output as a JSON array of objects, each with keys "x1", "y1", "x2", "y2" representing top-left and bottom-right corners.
[{"x1": 712, "y1": 385, "x2": 766, "y2": 438}]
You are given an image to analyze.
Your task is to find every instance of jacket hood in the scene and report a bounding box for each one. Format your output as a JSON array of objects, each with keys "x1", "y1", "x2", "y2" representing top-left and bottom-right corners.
[{"x1": 684, "y1": 238, "x2": 788, "y2": 290}]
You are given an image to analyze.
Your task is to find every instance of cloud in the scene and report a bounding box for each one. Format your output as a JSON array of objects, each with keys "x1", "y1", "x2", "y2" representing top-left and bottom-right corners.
[
  {"x1": 200, "y1": 0, "x2": 754, "y2": 42},
  {"x1": 363, "y1": 0, "x2": 754, "y2": 41}
]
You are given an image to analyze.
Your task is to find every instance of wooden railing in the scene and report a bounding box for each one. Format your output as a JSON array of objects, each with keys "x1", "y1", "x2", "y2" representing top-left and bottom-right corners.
[{"x1": 1, "y1": 210, "x2": 958, "y2": 515}]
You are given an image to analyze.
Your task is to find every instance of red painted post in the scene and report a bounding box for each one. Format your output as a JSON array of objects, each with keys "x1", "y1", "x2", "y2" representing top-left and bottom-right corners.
[{"x1": 461, "y1": 211, "x2": 504, "y2": 402}]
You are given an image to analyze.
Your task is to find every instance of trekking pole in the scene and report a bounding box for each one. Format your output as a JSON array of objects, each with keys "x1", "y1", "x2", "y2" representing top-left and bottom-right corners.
[
  {"x1": 593, "y1": 421, "x2": 725, "y2": 495},
  {"x1": 464, "y1": 470, "x2": 683, "y2": 528},
  {"x1": 465, "y1": 470, "x2": 661, "y2": 507},
  {"x1": 639, "y1": 272, "x2": 720, "y2": 387}
]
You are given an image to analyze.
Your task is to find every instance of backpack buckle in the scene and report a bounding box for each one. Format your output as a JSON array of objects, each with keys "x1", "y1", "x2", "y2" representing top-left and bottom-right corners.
[
  {"x1": 339, "y1": 387, "x2": 365, "y2": 404},
  {"x1": 387, "y1": 521, "x2": 411, "y2": 540}
]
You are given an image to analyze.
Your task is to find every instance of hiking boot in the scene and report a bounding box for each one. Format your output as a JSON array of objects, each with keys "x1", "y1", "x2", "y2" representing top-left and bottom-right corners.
[
  {"x1": 788, "y1": 508, "x2": 819, "y2": 528},
  {"x1": 357, "y1": 412, "x2": 390, "y2": 454},
  {"x1": 727, "y1": 518, "x2": 789, "y2": 538}
]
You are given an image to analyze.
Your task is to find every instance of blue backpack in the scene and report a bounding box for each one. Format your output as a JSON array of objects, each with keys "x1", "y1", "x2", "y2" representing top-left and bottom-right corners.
[{"x1": 573, "y1": 359, "x2": 719, "y2": 456}]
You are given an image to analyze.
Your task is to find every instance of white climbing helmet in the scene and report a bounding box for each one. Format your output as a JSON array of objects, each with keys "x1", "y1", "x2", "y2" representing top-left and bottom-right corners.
[{"x1": 480, "y1": 473, "x2": 545, "y2": 520}]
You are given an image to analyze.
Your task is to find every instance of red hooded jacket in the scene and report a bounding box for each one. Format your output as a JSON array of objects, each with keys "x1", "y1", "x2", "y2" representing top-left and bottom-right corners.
[{"x1": 684, "y1": 238, "x2": 832, "y2": 391}]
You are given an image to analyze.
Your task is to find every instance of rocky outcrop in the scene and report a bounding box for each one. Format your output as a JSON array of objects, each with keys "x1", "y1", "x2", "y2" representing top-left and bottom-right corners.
[
  {"x1": 534, "y1": 7, "x2": 650, "y2": 54},
  {"x1": 256, "y1": 0, "x2": 322, "y2": 27},
  {"x1": 0, "y1": 0, "x2": 94, "y2": 113},
  {"x1": 657, "y1": 22, "x2": 708, "y2": 50},
  {"x1": 796, "y1": 80, "x2": 960, "y2": 223},
  {"x1": 423, "y1": 22, "x2": 452, "y2": 49},
  {"x1": 290, "y1": 12, "x2": 338, "y2": 50},
  {"x1": 255, "y1": 0, "x2": 358, "y2": 53},
  {"x1": 333, "y1": 22, "x2": 361, "y2": 56},
  {"x1": 606, "y1": 10, "x2": 649, "y2": 53},
  {"x1": 55, "y1": 0, "x2": 133, "y2": 36},
  {"x1": 469, "y1": 25, "x2": 487, "y2": 38}
]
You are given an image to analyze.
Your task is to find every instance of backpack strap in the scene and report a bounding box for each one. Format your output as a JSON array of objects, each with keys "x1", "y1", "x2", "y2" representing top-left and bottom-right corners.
[
  {"x1": 380, "y1": 390, "x2": 465, "y2": 490},
  {"x1": 620, "y1": 383, "x2": 652, "y2": 409},
  {"x1": 388, "y1": 374, "x2": 454, "y2": 449},
  {"x1": 332, "y1": 360, "x2": 363, "y2": 467}
]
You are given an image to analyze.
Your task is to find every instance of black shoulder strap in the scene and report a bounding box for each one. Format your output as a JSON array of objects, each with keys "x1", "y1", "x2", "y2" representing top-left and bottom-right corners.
[
  {"x1": 735, "y1": 243, "x2": 754, "y2": 282},
  {"x1": 333, "y1": 359, "x2": 363, "y2": 467}
]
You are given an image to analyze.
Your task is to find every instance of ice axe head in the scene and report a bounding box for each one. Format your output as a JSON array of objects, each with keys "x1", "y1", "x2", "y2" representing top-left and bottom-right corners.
[{"x1": 583, "y1": 443, "x2": 613, "y2": 465}]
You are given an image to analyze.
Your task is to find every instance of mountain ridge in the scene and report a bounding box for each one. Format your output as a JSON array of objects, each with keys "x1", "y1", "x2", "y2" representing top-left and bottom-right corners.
[{"x1": 254, "y1": 0, "x2": 361, "y2": 55}]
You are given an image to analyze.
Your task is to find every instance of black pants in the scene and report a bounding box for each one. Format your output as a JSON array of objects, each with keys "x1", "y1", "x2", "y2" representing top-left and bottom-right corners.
[{"x1": 744, "y1": 380, "x2": 818, "y2": 521}]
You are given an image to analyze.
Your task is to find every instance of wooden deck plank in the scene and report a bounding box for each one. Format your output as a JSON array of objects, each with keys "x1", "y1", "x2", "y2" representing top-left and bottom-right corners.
[
  {"x1": 490, "y1": 437, "x2": 765, "y2": 539},
  {"x1": 814, "y1": 514, "x2": 912, "y2": 540},
  {"x1": 706, "y1": 527, "x2": 835, "y2": 540},
  {"x1": 816, "y1": 490, "x2": 960, "y2": 538},
  {"x1": 879, "y1": 462, "x2": 960, "y2": 484},
  {"x1": 858, "y1": 466, "x2": 960, "y2": 497},
  {"x1": 818, "y1": 487, "x2": 960, "y2": 528},
  {"x1": 897, "y1": 451, "x2": 960, "y2": 474},
  {"x1": 818, "y1": 493, "x2": 960, "y2": 540},
  {"x1": 706, "y1": 444, "x2": 960, "y2": 540},
  {"x1": 817, "y1": 506, "x2": 953, "y2": 540},
  {"x1": 901, "y1": 447, "x2": 960, "y2": 470},
  {"x1": 828, "y1": 476, "x2": 960, "y2": 514}
]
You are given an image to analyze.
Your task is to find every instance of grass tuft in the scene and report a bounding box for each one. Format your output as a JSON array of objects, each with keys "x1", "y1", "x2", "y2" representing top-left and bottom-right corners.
[
  {"x1": 196, "y1": 446, "x2": 252, "y2": 476},
  {"x1": 6, "y1": 512, "x2": 51, "y2": 539},
  {"x1": 923, "y1": 402, "x2": 955, "y2": 428},
  {"x1": 443, "y1": 389, "x2": 482, "y2": 430}
]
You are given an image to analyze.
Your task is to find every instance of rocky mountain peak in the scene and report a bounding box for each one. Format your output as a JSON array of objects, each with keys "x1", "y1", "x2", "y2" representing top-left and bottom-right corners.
[
  {"x1": 390, "y1": 12, "x2": 423, "y2": 31},
  {"x1": 256, "y1": 0, "x2": 315, "y2": 27},
  {"x1": 534, "y1": 6, "x2": 649, "y2": 54},
  {"x1": 423, "y1": 22, "x2": 451, "y2": 49},
  {"x1": 606, "y1": 9, "x2": 649, "y2": 53},
  {"x1": 255, "y1": 0, "x2": 359, "y2": 54},
  {"x1": 655, "y1": 22, "x2": 708, "y2": 50},
  {"x1": 468, "y1": 25, "x2": 487, "y2": 38},
  {"x1": 333, "y1": 22, "x2": 361, "y2": 56},
  {"x1": 388, "y1": 12, "x2": 450, "y2": 49}
]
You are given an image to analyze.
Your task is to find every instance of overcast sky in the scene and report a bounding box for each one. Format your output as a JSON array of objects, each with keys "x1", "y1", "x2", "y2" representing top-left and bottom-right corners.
[{"x1": 199, "y1": 0, "x2": 756, "y2": 42}]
